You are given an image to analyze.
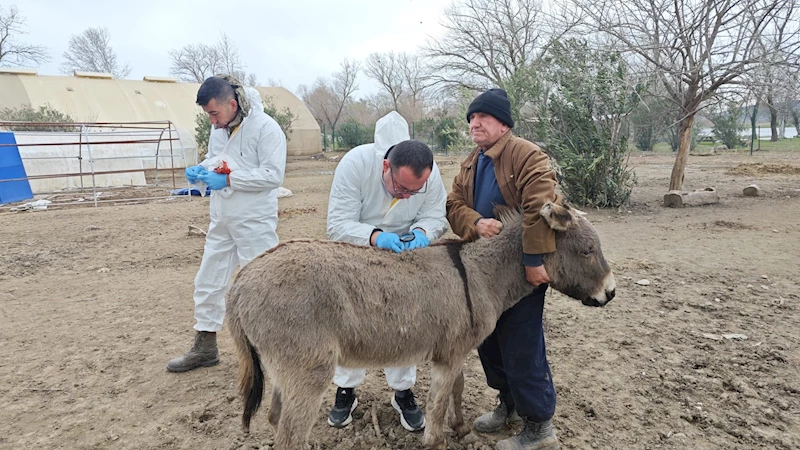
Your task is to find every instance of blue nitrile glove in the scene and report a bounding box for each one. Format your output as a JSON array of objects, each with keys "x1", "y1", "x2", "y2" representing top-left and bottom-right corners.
[
  {"x1": 185, "y1": 165, "x2": 204, "y2": 183},
  {"x1": 375, "y1": 232, "x2": 405, "y2": 253},
  {"x1": 197, "y1": 171, "x2": 229, "y2": 190},
  {"x1": 405, "y1": 229, "x2": 430, "y2": 250}
]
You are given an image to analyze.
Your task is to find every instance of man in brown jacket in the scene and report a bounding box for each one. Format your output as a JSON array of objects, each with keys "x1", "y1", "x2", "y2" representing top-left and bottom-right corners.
[{"x1": 447, "y1": 88, "x2": 560, "y2": 450}]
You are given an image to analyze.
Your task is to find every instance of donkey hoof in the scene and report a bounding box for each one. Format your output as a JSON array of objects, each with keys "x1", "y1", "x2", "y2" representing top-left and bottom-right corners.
[{"x1": 453, "y1": 423, "x2": 471, "y2": 438}]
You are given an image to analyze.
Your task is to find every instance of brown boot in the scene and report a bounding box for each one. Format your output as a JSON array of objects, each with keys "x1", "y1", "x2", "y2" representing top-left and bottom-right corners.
[
  {"x1": 166, "y1": 331, "x2": 219, "y2": 373},
  {"x1": 495, "y1": 418, "x2": 559, "y2": 450}
]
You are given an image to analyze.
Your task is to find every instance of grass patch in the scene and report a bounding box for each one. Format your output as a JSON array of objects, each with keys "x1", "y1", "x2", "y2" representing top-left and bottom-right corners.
[{"x1": 644, "y1": 138, "x2": 800, "y2": 154}]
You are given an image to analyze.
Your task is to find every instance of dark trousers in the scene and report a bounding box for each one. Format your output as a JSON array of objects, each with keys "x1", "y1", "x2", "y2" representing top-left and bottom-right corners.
[{"x1": 478, "y1": 284, "x2": 556, "y2": 422}]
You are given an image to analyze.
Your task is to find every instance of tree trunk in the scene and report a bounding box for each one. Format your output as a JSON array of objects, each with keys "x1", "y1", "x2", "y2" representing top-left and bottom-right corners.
[
  {"x1": 792, "y1": 110, "x2": 800, "y2": 135},
  {"x1": 669, "y1": 114, "x2": 695, "y2": 191},
  {"x1": 768, "y1": 92, "x2": 778, "y2": 142},
  {"x1": 769, "y1": 104, "x2": 778, "y2": 142}
]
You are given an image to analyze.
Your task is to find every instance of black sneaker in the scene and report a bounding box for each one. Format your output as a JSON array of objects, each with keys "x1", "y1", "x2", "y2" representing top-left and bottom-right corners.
[
  {"x1": 391, "y1": 389, "x2": 425, "y2": 431},
  {"x1": 327, "y1": 387, "x2": 358, "y2": 428}
]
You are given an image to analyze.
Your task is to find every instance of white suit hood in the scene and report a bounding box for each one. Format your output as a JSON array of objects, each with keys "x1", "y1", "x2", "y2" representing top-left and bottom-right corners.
[
  {"x1": 373, "y1": 111, "x2": 410, "y2": 157},
  {"x1": 243, "y1": 87, "x2": 265, "y2": 117}
]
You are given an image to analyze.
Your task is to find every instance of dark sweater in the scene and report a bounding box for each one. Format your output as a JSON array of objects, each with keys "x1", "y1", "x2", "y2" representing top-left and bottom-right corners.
[{"x1": 473, "y1": 151, "x2": 542, "y2": 267}]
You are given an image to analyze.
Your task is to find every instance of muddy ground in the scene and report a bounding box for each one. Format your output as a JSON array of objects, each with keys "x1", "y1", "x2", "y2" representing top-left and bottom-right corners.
[{"x1": 1, "y1": 149, "x2": 799, "y2": 449}]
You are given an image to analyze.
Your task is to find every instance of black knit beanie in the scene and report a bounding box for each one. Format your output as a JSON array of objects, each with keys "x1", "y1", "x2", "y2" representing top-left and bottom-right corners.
[{"x1": 466, "y1": 88, "x2": 514, "y2": 128}]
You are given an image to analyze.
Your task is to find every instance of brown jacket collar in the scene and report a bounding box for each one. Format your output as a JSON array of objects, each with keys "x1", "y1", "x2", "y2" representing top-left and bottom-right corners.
[{"x1": 461, "y1": 131, "x2": 513, "y2": 168}]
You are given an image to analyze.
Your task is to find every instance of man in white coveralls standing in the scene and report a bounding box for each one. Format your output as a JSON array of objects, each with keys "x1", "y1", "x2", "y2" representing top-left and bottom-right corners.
[{"x1": 167, "y1": 75, "x2": 286, "y2": 373}]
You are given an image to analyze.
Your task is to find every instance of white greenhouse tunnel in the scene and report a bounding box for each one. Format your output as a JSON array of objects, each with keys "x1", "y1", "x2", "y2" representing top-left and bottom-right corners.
[{"x1": 13, "y1": 128, "x2": 197, "y2": 193}]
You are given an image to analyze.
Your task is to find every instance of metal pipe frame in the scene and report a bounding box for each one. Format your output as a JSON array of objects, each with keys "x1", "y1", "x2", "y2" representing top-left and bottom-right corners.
[{"x1": 0, "y1": 120, "x2": 193, "y2": 209}]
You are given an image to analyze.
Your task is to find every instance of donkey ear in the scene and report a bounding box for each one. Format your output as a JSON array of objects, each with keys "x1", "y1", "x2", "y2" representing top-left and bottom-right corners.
[
  {"x1": 540, "y1": 202, "x2": 572, "y2": 231},
  {"x1": 562, "y1": 200, "x2": 587, "y2": 216}
]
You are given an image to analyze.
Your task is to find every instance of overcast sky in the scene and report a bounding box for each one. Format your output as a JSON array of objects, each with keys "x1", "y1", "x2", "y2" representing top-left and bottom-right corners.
[{"x1": 19, "y1": 0, "x2": 454, "y2": 96}]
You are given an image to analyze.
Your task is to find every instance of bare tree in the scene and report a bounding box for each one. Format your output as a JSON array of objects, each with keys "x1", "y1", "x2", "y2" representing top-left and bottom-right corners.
[
  {"x1": 168, "y1": 33, "x2": 259, "y2": 84},
  {"x1": 747, "y1": 4, "x2": 799, "y2": 142},
  {"x1": 364, "y1": 52, "x2": 404, "y2": 111},
  {"x1": 423, "y1": 0, "x2": 573, "y2": 90},
  {"x1": 788, "y1": 71, "x2": 800, "y2": 135},
  {"x1": 366, "y1": 92, "x2": 396, "y2": 118},
  {"x1": 245, "y1": 73, "x2": 259, "y2": 87},
  {"x1": 398, "y1": 53, "x2": 430, "y2": 123},
  {"x1": 577, "y1": 0, "x2": 800, "y2": 190},
  {"x1": 216, "y1": 33, "x2": 246, "y2": 81},
  {"x1": 0, "y1": 5, "x2": 49, "y2": 67},
  {"x1": 365, "y1": 52, "x2": 432, "y2": 122},
  {"x1": 299, "y1": 59, "x2": 359, "y2": 150},
  {"x1": 344, "y1": 97, "x2": 383, "y2": 125},
  {"x1": 60, "y1": 27, "x2": 130, "y2": 78},
  {"x1": 168, "y1": 43, "x2": 217, "y2": 83},
  {"x1": 334, "y1": 59, "x2": 360, "y2": 107}
]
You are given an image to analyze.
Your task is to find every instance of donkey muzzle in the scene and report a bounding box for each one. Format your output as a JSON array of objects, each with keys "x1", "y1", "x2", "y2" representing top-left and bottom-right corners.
[{"x1": 583, "y1": 288, "x2": 615, "y2": 307}]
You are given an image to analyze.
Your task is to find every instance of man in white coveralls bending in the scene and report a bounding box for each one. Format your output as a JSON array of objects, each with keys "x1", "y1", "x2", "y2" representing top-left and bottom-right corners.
[{"x1": 325, "y1": 111, "x2": 448, "y2": 432}]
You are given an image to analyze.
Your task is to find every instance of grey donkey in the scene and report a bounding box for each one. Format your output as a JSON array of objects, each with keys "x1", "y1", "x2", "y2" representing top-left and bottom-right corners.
[{"x1": 226, "y1": 202, "x2": 616, "y2": 450}]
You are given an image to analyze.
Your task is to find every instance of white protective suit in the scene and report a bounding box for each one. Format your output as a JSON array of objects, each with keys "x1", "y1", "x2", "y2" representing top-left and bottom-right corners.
[
  {"x1": 193, "y1": 87, "x2": 287, "y2": 332},
  {"x1": 326, "y1": 111, "x2": 448, "y2": 390}
]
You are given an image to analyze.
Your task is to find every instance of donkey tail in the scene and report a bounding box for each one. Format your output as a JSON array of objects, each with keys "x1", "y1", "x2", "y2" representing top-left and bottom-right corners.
[{"x1": 229, "y1": 313, "x2": 264, "y2": 432}]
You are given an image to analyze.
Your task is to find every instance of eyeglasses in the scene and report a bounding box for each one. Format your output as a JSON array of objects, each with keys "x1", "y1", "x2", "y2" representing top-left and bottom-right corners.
[{"x1": 388, "y1": 166, "x2": 427, "y2": 196}]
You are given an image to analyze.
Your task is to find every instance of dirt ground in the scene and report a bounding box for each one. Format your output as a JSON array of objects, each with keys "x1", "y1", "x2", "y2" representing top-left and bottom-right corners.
[{"x1": 1, "y1": 148, "x2": 799, "y2": 450}]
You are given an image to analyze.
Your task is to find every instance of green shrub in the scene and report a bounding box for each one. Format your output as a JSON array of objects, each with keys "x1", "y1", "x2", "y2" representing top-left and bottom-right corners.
[
  {"x1": 0, "y1": 104, "x2": 78, "y2": 131},
  {"x1": 262, "y1": 95, "x2": 297, "y2": 142},
  {"x1": 710, "y1": 105, "x2": 746, "y2": 149},
  {"x1": 194, "y1": 112, "x2": 211, "y2": 160},
  {"x1": 534, "y1": 39, "x2": 636, "y2": 208},
  {"x1": 337, "y1": 119, "x2": 374, "y2": 149}
]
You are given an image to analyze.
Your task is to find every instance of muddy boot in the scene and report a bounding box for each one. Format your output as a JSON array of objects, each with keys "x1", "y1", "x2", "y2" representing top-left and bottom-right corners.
[
  {"x1": 495, "y1": 418, "x2": 559, "y2": 450},
  {"x1": 474, "y1": 395, "x2": 523, "y2": 433},
  {"x1": 166, "y1": 331, "x2": 219, "y2": 373}
]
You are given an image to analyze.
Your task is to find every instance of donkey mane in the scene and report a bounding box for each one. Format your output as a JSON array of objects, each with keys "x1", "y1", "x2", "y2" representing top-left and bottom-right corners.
[{"x1": 437, "y1": 207, "x2": 525, "y2": 328}]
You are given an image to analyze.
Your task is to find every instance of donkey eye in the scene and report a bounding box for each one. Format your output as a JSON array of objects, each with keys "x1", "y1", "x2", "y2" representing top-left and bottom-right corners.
[{"x1": 582, "y1": 249, "x2": 594, "y2": 256}]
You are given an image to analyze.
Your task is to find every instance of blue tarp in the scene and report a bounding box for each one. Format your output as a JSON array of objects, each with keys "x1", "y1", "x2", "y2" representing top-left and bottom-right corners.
[
  {"x1": 170, "y1": 186, "x2": 211, "y2": 196},
  {"x1": 0, "y1": 132, "x2": 34, "y2": 205}
]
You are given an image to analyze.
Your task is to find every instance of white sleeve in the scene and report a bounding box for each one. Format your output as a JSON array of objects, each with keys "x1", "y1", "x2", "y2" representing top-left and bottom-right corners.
[
  {"x1": 410, "y1": 164, "x2": 449, "y2": 240},
  {"x1": 228, "y1": 123, "x2": 287, "y2": 191},
  {"x1": 326, "y1": 156, "x2": 376, "y2": 246}
]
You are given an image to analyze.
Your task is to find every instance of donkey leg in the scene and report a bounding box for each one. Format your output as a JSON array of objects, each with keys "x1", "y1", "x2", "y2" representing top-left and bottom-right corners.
[
  {"x1": 272, "y1": 363, "x2": 332, "y2": 450},
  {"x1": 267, "y1": 386, "x2": 282, "y2": 428},
  {"x1": 448, "y1": 369, "x2": 471, "y2": 438},
  {"x1": 423, "y1": 361, "x2": 463, "y2": 450}
]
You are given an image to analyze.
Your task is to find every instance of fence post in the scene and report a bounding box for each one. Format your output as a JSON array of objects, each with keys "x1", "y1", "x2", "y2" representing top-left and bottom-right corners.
[{"x1": 750, "y1": 104, "x2": 757, "y2": 156}]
